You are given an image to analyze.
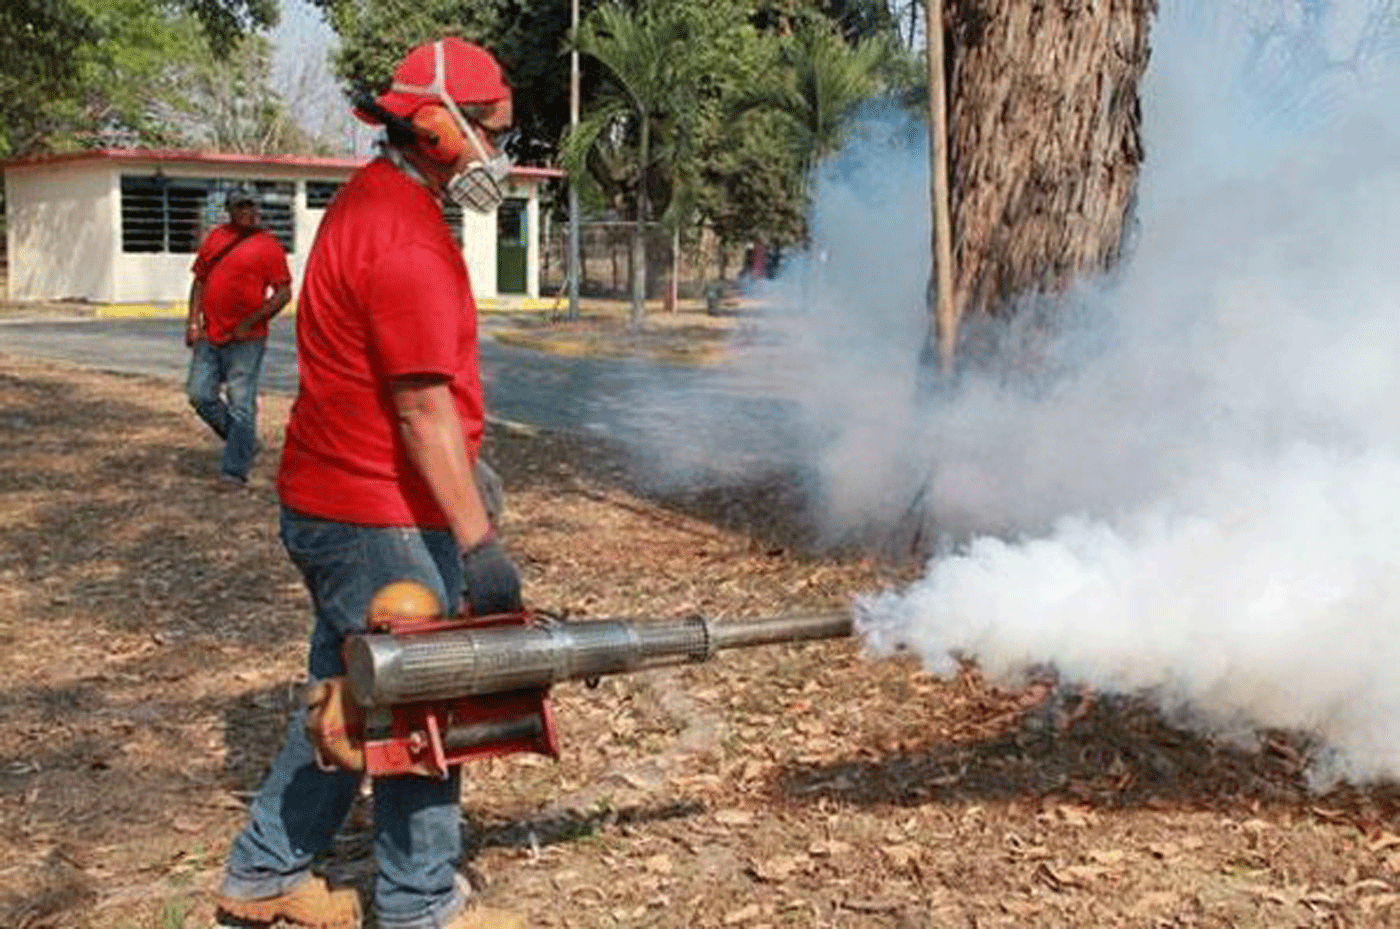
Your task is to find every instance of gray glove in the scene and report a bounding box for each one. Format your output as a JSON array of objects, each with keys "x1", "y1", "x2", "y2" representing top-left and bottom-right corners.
[{"x1": 461, "y1": 537, "x2": 523, "y2": 617}]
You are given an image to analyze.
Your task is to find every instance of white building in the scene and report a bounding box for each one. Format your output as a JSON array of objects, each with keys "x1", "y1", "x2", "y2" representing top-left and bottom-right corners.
[{"x1": 1, "y1": 148, "x2": 562, "y2": 306}]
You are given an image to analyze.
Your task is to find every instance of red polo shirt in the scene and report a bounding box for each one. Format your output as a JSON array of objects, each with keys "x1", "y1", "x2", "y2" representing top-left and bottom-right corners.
[
  {"x1": 277, "y1": 158, "x2": 485, "y2": 528},
  {"x1": 191, "y1": 225, "x2": 291, "y2": 343}
]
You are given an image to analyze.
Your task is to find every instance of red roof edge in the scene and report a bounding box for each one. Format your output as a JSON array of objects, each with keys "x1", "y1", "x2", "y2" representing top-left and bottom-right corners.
[{"x1": 0, "y1": 147, "x2": 564, "y2": 179}]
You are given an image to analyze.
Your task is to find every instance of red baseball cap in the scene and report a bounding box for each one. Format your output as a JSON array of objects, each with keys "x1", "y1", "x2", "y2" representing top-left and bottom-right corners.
[{"x1": 364, "y1": 37, "x2": 510, "y2": 123}]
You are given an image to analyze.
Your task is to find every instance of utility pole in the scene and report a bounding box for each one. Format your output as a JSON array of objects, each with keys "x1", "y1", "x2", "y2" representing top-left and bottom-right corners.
[
  {"x1": 926, "y1": 0, "x2": 957, "y2": 371},
  {"x1": 567, "y1": 0, "x2": 582, "y2": 320}
]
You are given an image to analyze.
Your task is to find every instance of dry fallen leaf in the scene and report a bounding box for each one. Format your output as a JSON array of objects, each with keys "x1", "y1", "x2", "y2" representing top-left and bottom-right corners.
[
  {"x1": 1370, "y1": 832, "x2": 1400, "y2": 853},
  {"x1": 1129, "y1": 890, "x2": 1182, "y2": 914},
  {"x1": 881, "y1": 842, "x2": 923, "y2": 870},
  {"x1": 722, "y1": 903, "x2": 761, "y2": 924},
  {"x1": 714, "y1": 809, "x2": 754, "y2": 827},
  {"x1": 1086, "y1": 848, "x2": 1127, "y2": 866},
  {"x1": 748, "y1": 854, "x2": 808, "y2": 883},
  {"x1": 999, "y1": 898, "x2": 1045, "y2": 917},
  {"x1": 807, "y1": 839, "x2": 852, "y2": 857}
]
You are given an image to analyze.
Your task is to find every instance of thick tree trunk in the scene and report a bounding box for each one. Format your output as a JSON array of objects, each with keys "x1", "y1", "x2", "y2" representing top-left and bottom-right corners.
[{"x1": 944, "y1": 0, "x2": 1157, "y2": 319}]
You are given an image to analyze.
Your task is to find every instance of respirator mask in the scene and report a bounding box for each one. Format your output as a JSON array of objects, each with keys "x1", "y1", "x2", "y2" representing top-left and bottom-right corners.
[
  {"x1": 444, "y1": 127, "x2": 511, "y2": 214},
  {"x1": 391, "y1": 41, "x2": 512, "y2": 213}
]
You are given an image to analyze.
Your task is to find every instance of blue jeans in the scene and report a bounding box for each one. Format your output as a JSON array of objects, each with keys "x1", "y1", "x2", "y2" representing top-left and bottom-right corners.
[
  {"x1": 222, "y1": 508, "x2": 469, "y2": 929},
  {"x1": 186, "y1": 339, "x2": 265, "y2": 480}
]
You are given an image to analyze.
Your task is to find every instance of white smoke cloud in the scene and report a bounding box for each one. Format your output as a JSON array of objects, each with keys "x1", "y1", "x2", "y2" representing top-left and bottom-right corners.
[{"x1": 849, "y1": 0, "x2": 1400, "y2": 785}]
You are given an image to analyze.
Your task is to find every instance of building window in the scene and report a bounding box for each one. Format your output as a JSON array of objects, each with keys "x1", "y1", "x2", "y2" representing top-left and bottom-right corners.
[
  {"x1": 250, "y1": 181, "x2": 296, "y2": 252},
  {"x1": 120, "y1": 175, "x2": 296, "y2": 254},
  {"x1": 306, "y1": 180, "x2": 341, "y2": 209},
  {"x1": 119, "y1": 176, "x2": 167, "y2": 252}
]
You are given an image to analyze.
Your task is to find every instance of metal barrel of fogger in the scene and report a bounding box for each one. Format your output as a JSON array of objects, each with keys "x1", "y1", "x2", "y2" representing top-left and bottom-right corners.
[{"x1": 344, "y1": 612, "x2": 853, "y2": 708}]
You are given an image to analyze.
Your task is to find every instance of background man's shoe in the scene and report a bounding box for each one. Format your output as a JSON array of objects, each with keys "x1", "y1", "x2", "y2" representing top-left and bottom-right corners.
[
  {"x1": 214, "y1": 876, "x2": 360, "y2": 928},
  {"x1": 445, "y1": 903, "x2": 527, "y2": 929}
]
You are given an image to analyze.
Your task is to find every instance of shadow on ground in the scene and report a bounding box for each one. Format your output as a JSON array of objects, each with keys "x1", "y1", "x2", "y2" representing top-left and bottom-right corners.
[{"x1": 774, "y1": 689, "x2": 1399, "y2": 816}]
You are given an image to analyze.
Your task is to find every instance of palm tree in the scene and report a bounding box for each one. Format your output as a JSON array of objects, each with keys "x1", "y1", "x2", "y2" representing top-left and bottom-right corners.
[
  {"x1": 736, "y1": 20, "x2": 889, "y2": 207},
  {"x1": 564, "y1": 3, "x2": 694, "y2": 327}
]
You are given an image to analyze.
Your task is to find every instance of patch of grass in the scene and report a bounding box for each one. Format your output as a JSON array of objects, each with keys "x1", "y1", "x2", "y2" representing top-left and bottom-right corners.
[{"x1": 160, "y1": 896, "x2": 193, "y2": 929}]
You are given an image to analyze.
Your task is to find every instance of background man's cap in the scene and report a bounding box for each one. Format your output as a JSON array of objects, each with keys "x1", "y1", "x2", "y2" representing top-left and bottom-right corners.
[
  {"x1": 359, "y1": 37, "x2": 510, "y2": 125},
  {"x1": 225, "y1": 188, "x2": 257, "y2": 208}
]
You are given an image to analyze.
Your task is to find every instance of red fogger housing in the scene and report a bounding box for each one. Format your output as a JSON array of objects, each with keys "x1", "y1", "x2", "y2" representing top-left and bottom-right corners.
[{"x1": 354, "y1": 610, "x2": 560, "y2": 778}]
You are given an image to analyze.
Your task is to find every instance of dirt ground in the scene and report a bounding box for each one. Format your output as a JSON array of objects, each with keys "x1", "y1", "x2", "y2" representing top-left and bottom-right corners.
[{"x1": 3, "y1": 340, "x2": 1400, "y2": 929}]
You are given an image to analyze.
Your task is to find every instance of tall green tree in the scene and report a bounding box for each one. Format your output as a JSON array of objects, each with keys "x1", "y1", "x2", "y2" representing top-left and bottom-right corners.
[
  {"x1": 310, "y1": 0, "x2": 580, "y2": 166},
  {"x1": 740, "y1": 20, "x2": 890, "y2": 179},
  {"x1": 308, "y1": 0, "x2": 503, "y2": 90},
  {"x1": 750, "y1": 0, "x2": 898, "y2": 41},
  {"x1": 697, "y1": 113, "x2": 807, "y2": 264}
]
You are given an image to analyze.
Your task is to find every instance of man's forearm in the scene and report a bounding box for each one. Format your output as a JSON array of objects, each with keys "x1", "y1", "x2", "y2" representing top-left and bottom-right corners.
[
  {"x1": 186, "y1": 280, "x2": 204, "y2": 345},
  {"x1": 263, "y1": 285, "x2": 292, "y2": 320},
  {"x1": 245, "y1": 285, "x2": 292, "y2": 328},
  {"x1": 395, "y1": 386, "x2": 493, "y2": 550},
  {"x1": 187, "y1": 280, "x2": 203, "y2": 324}
]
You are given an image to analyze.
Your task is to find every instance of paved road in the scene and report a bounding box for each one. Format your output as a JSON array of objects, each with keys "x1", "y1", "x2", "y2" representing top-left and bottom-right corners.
[{"x1": 0, "y1": 316, "x2": 783, "y2": 446}]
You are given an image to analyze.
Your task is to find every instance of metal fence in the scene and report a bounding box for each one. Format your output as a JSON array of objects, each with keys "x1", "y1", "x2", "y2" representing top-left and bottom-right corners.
[{"x1": 539, "y1": 219, "x2": 748, "y2": 301}]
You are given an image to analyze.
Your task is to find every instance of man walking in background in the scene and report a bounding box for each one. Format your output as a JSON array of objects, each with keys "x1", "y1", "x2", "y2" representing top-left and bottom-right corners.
[
  {"x1": 213, "y1": 37, "x2": 525, "y2": 929},
  {"x1": 185, "y1": 187, "x2": 292, "y2": 486}
]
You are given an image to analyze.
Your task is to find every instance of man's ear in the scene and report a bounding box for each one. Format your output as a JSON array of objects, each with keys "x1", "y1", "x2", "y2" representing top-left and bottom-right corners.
[{"x1": 411, "y1": 106, "x2": 467, "y2": 163}]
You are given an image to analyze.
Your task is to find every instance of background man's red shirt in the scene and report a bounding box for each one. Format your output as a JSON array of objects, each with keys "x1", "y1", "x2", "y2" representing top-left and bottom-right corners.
[{"x1": 191, "y1": 225, "x2": 291, "y2": 343}]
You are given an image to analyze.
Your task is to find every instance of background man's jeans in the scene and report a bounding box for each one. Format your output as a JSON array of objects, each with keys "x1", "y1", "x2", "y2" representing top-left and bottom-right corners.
[
  {"x1": 186, "y1": 338, "x2": 265, "y2": 480},
  {"x1": 222, "y1": 508, "x2": 469, "y2": 929}
]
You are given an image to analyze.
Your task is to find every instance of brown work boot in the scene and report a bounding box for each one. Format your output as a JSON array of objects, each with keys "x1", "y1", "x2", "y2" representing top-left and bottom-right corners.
[
  {"x1": 214, "y1": 875, "x2": 361, "y2": 928},
  {"x1": 444, "y1": 902, "x2": 527, "y2": 929}
]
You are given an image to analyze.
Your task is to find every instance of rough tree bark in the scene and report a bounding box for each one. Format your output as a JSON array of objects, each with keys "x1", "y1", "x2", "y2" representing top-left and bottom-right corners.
[{"x1": 943, "y1": 0, "x2": 1157, "y2": 321}]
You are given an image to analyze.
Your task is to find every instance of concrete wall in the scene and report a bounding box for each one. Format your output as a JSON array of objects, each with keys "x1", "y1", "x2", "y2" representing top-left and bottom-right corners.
[
  {"x1": 5, "y1": 163, "x2": 115, "y2": 302},
  {"x1": 461, "y1": 205, "x2": 497, "y2": 300},
  {"x1": 526, "y1": 188, "x2": 541, "y2": 299}
]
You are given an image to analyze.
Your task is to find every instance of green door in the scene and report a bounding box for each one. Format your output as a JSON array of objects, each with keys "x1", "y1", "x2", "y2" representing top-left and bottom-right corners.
[{"x1": 496, "y1": 198, "x2": 528, "y2": 295}]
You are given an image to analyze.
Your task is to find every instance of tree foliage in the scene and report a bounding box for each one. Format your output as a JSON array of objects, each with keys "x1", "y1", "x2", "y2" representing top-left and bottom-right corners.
[
  {"x1": 0, "y1": 0, "x2": 282, "y2": 157},
  {"x1": 308, "y1": 0, "x2": 577, "y2": 166},
  {"x1": 738, "y1": 20, "x2": 890, "y2": 173},
  {"x1": 0, "y1": 0, "x2": 99, "y2": 156},
  {"x1": 749, "y1": 0, "x2": 898, "y2": 41},
  {"x1": 177, "y1": 0, "x2": 279, "y2": 56}
]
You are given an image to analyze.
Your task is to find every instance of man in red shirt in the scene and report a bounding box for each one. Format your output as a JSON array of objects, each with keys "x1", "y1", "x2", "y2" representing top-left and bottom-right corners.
[
  {"x1": 185, "y1": 188, "x2": 292, "y2": 485},
  {"x1": 214, "y1": 38, "x2": 524, "y2": 929}
]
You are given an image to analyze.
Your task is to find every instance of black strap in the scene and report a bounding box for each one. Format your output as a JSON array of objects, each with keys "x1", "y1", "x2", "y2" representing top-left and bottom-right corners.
[{"x1": 200, "y1": 227, "x2": 256, "y2": 278}]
